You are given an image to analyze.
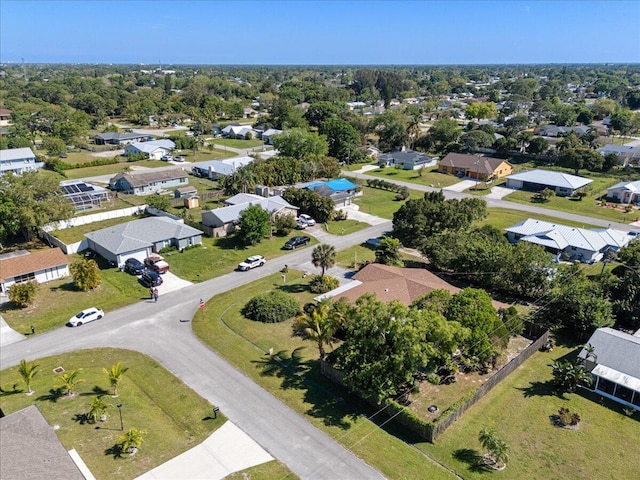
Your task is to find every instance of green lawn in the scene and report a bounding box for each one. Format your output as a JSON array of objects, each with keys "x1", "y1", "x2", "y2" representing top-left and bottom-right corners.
[
  {"x1": 1, "y1": 257, "x2": 149, "y2": 334},
  {"x1": 227, "y1": 461, "x2": 294, "y2": 479},
  {"x1": 193, "y1": 272, "x2": 456, "y2": 480},
  {"x1": 0, "y1": 349, "x2": 224, "y2": 480},
  {"x1": 365, "y1": 167, "x2": 461, "y2": 188},
  {"x1": 60, "y1": 159, "x2": 169, "y2": 180},
  {"x1": 354, "y1": 186, "x2": 421, "y2": 219},
  {"x1": 480, "y1": 208, "x2": 601, "y2": 230},
  {"x1": 172, "y1": 149, "x2": 237, "y2": 162},
  {"x1": 165, "y1": 233, "x2": 319, "y2": 283},
  {"x1": 335, "y1": 244, "x2": 378, "y2": 269},
  {"x1": 210, "y1": 138, "x2": 263, "y2": 149},
  {"x1": 503, "y1": 182, "x2": 637, "y2": 224},
  {"x1": 415, "y1": 338, "x2": 640, "y2": 480},
  {"x1": 322, "y1": 219, "x2": 369, "y2": 235},
  {"x1": 52, "y1": 216, "x2": 139, "y2": 244}
]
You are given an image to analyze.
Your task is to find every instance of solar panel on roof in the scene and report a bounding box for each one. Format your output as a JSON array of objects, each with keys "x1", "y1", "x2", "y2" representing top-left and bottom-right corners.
[{"x1": 78, "y1": 183, "x2": 94, "y2": 192}]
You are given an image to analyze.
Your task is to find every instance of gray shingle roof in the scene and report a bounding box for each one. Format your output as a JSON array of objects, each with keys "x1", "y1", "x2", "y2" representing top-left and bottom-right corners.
[
  {"x1": 0, "y1": 147, "x2": 36, "y2": 161},
  {"x1": 579, "y1": 328, "x2": 640, "y2": 381},
  {"x1": 0, "y1": 405, "x2": 86, "y2": 480},
  {"x1": 506, "y1": 169, "x2": 593, "y2": 190},
  {"x1": 85, "y1": 216, "x2": 202, "y2": 254},
  {"x1": 109, "y1": 168, "x2": 187, "y2": 188}
]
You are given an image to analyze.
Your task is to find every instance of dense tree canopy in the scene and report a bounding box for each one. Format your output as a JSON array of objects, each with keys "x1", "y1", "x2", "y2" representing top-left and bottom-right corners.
[{"x1": 0, "y1": 172, "x2": 74, "y2": 243}]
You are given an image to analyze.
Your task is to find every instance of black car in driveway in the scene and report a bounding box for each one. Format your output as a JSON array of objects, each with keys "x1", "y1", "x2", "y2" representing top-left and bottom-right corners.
[
  {"x1": 283, "y1": 235, "x2": 311, "y2": 249},
  {"x1": 140, "y1": 270, "x2": 163, "y2": 287},
  {"x1": 124, "y1": 258, "x2": 146, "y2": 275}
]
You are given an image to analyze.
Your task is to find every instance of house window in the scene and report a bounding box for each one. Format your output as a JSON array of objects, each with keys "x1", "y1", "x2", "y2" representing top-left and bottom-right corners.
[
  {"x1": 632, "y1": 391, "x2": 640, "y2": 407},
  {"x1": 614, "y1": 385, "x2": 633, "y2": 402},
  {"x1": 597, "y1": 377, "x2": 615, "y2": 395},
  {"x1": 13, "y1": 272, "x2": 36, "y2": 283}
]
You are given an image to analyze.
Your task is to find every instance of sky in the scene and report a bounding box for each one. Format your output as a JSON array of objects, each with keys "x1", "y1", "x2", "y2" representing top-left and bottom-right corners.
[{"x1": 1, "y1": 1, "x2": 639, "y2": 65}]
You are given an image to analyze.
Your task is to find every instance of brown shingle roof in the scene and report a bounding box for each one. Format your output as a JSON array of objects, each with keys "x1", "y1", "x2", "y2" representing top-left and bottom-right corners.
[
  {"x1": 440, "y1": 153, "x2": 510, "y2": 175},
  {"x1": 0, "y1": 248, "x2": 68, "y2": 282},
  {"x1": 334, "y1": 264, "x2": 508, "y2": 309},
  {"x1": 110, "y1": 168, "x2": 187, "y2": 188}
]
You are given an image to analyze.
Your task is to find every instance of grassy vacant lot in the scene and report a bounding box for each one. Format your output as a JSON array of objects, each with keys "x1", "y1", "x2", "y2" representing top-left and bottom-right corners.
[
  {"x1": 417, "y1": 338, "x2": 640, "y2": 480},
  {"x1": 193, "y1": 272, "x2": 456, "y2": 480},
  {"x1": 353, "y1": 186, "x2": 417, "y2": 219},
  {"x1": 0, "y1": 349, "x2": 224, "y2": 480},
  {"x1": 1, "y1": 258, "x2": 149, "y2": 334},
  {"x1": 210, "y1": 138, "x2": 263, "y2": 149},
  {"x1": 165, "y1": 233, "x2": 319, "y2": 283},
  {"x1": 366, "y1": 166, "x2": 461, "y2": 188},
  {"x1": 335, "y1": 243, "x2": 378, "y2": 269}
]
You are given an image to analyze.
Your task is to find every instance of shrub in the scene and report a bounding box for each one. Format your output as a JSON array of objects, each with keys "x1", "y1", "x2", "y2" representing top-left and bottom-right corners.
[
  {"x1": 309, "y1": 274, "x2": 339, "y2": 293},
  {"x1": 557, "y1": 407, "x2": 581, "y2": 426},
  {"x1": 8, "y1": 281, "x2": 38, "y2": 307},
  {"x1": 242, "y1": 291, "x2": 300, "y2": 323},
  {"x1": 274, "y1": 214, "x2": 297, "y2": 236},
  {"x1": 333, "y1": 209, "x2": 348, "y2": 221}
]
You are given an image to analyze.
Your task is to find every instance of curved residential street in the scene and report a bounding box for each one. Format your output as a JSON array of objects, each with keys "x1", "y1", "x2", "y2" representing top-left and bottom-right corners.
[{"x1": 0, "y1": 223, "x2": 391, "y2": 480}]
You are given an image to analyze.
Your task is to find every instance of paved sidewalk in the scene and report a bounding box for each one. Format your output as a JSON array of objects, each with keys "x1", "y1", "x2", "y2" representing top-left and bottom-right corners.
[{"x1": 136, "y1": 421, "x2": 273, "y2": 480}]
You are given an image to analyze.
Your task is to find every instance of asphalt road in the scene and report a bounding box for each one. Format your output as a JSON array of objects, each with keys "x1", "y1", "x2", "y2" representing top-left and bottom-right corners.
[{"x1": 1, "y1": 222, "x2": 391, "y2": 480}]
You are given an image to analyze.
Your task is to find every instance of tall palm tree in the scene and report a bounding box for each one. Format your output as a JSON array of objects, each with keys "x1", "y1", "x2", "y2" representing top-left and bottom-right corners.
[
  {"x1": 56, "y1": 369, "x2": 85, "y2": 397},
  {"x1": 103, "y1": 362, "x2": 129, "y2": 397},
  {"x1": 312, "y1": 244, "x2": 336, "y2": 277},
  {"x1": 479, "y1": 428, "x2": 509, "y2": 469},
  {"x1": 18, "y1": 359, "x2": 39, "y2": 395},
  {"x1": 117, "y1": 428, "x2": 146, "y2": 454},
  {"x1": 292, "y1": 300, "x2": 336, "y2": 359}
]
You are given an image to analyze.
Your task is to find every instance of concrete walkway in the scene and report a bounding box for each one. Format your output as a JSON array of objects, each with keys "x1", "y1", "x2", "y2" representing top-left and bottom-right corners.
[
  {"x1": 136, "y1": 421, "x2": 273, "y2": 480},
  {"x1": 0, "y1": 314, "x2": 25, "y2": 347},
  {"x1": 486, "y1": 186, "x2": 515, "y2": 200}
]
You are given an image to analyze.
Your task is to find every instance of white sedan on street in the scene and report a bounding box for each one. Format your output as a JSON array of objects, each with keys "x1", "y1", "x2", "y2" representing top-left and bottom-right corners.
[
  {"x1": 67, "y1": 307, "x2": 104, "y2": 327},
  {"x1": 237, "y1": 255, "x2": 266, "y2": 271}
]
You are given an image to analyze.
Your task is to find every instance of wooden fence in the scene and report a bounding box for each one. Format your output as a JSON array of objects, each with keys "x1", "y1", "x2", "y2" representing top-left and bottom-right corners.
[{"x1": 321, "y1": 322, "x2": 549, "y2": 443}]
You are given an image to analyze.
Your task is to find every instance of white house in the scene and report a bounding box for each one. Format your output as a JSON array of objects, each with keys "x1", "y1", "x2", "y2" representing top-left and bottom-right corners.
[
  {"x1": 579, "y1": 328, "x2": 640, "y2": 411},
  {"x1": 505, "y1": 169, "x2": 593, "y2": 197},
  {"x1": 191, "y1": 156, "x2": 254, "y2": 180},
  {"x1": 607, "y1": 180, "x2": 640, "y2": 205},
  {"x1": 0, "y1": 147, "x2": 43, "y2": 176},
  {"x1": 123, "y1": 140, "x2": 175, "y2": 160},
  {"x1": 505, "y1": 218, "x2": 638, "y2": 263},
  {"x1": 221, "y1": 125, "x2": 256, "y2": 139},
  {"x1": 0, "y1": 248, "x2": 69, "y2": 294},
  {"x1": 378, "y1": 150, "x2": 438, "y2": 170}
]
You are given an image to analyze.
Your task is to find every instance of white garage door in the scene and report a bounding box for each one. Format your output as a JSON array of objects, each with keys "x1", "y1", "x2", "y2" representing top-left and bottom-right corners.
[{"x1": 119, "y1": 250, "x2": 149, "y2": 266}]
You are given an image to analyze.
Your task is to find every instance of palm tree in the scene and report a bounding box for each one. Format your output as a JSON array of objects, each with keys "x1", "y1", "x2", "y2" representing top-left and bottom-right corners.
[
  {"x1": 312, "y1": 244, "x2": 336, "y2": 277},
  {"x1": 479, "y1": 428, "x2": 509, "y2": 469},
  {"x1": 584, "y1": 343, "x2": 597, "y2": 363},
  {"x1": 18, "y1": 359, "x2": 39, "y2": 395},
  {"x1": 86, "y1": 396, "x2": 110, "y2": 423},
  {"x1": 117, "y1": 428, "x2": 146, "y2": 454},
  {"x1": 552, "y1": 360, "x2": 593, "y2": 392},
  {"x1": 56, "y1": 369, "x2": 85, "y2": 397},
  {"x1": 103, "y1": 362, "x2": 129, "y2": 397},
  {"x1": 292, "y1": 300, "x2": 336, "y2": 359}
]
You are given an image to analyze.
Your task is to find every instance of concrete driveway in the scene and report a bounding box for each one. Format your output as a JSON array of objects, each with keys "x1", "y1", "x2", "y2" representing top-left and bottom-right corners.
[
  {"x1": 486, "y1": 186, "x2": 515, "y2": 199},
  {"x1": 443, "y1": 179, "x2": 476, "y2": 192},
  {"x1": 136, "y1": 421, "x2": 273, "y2": 480}
]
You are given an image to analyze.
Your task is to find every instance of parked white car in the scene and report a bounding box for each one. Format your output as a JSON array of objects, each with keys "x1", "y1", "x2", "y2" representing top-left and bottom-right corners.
[
  {"x1": 298, "y1": 214, "x2": 316, "y2": 226},
  {"x1": 67, "y1": 307, "x2": 104, "y2": 327},
  {"x1": 237, "y1": 255, "x2": 266, "y2": 271}
]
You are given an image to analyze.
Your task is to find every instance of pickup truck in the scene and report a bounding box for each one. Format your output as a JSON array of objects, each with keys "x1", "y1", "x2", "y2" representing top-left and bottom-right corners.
[{"x1": 144, "y1": 254, "x2": 170, "y2": 274}]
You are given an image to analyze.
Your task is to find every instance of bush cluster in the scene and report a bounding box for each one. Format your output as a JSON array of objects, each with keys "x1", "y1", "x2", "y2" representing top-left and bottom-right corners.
[
  {"x1": 242, "y1": 291, "x2": 299, "y2": 323},
  {"x1": 366, "y1": 179, "x2": 410, "y2": 200},
  {"x1": 309, "y1": 274, "x2": 339, "y2": 293}
]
